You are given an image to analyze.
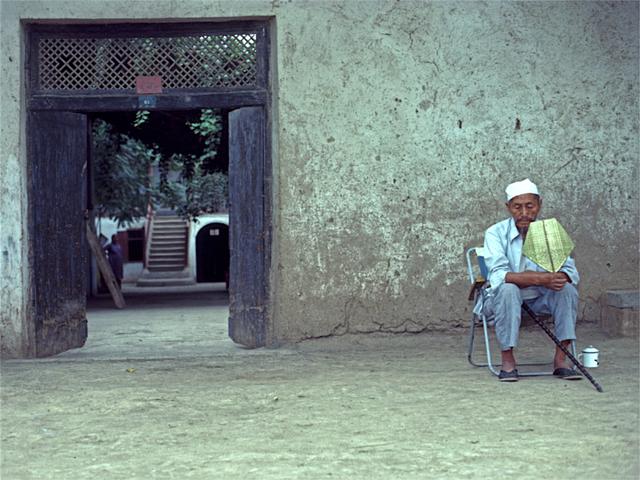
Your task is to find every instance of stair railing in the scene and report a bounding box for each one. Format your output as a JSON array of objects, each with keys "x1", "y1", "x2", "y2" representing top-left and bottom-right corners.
[
  {"x1": 143, "y1": 204, "x2": 154, "y2": 269},
  {"x1": 184, "y1": 218, "x2": 190, "y2": 267}
]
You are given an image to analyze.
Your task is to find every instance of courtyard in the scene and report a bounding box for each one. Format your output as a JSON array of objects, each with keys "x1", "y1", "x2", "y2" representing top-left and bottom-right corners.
[{"x1": 1, "y1": 288, "x2": 638, "y2": 479}]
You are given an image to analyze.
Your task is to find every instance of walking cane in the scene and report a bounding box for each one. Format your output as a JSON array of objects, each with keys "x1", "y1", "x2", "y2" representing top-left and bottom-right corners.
[{"x1": 522, "y1": 303, "x2": 604, "y2": 393}]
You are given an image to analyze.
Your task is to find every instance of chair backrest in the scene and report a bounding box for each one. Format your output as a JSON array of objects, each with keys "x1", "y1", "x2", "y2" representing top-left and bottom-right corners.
[{"x1": 465, "y1": 247, "x2": 488, "y2": 285}]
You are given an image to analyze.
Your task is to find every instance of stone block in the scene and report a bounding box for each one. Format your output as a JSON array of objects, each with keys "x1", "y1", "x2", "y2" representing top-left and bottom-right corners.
[
  {"x1": 601, "y1": 305, "x2": 639, "y2": 337},
  {"x1": 606, "y1": 290, "x2": 640, "y2": 309}
]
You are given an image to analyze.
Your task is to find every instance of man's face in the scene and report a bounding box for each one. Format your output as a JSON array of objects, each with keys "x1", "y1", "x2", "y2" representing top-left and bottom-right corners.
[{"x1": 506, "y1": 193, "x2": 541, "y2": 233}]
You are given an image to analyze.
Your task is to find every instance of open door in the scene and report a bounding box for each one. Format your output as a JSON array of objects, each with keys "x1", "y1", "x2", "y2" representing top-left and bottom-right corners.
[
  {"x1": 228, "y1": 107, "x2": 267, "y2": 348},
  {"x1": 29, "y1": 111, "x2": 89, "y2": 357}
]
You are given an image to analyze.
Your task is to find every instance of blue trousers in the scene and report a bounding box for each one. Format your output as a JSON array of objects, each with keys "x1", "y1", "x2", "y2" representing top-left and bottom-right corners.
[{"x1": 482, "y1": 283, "x2": 578, "y2": 351}]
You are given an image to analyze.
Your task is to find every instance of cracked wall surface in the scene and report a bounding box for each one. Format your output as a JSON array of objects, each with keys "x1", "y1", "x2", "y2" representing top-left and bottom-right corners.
[
  {"x1": 1, "y1": 0, "x2": 638, "y2": 354},
  {"x1": 272, "y1": 0, "x2": 639, "y2": 341}
]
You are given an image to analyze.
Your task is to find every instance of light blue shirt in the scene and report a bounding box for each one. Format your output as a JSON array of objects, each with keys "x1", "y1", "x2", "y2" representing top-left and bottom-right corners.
[{"x1": 483, "y1": 217, "x2": 580, "y2": 294}]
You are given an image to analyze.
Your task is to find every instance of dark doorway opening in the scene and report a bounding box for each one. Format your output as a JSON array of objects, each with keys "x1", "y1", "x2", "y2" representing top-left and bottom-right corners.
[
  {"x1": 127, "y1": 229, "x2": 145, "y2": 262},
  {"x1": 196, "y1": 223, "x2": 230, "y2": 283}
]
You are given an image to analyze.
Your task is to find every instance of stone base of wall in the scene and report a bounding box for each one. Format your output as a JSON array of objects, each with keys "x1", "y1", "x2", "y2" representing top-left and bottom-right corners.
[{"x1": 600, "y1": 290, "x2": 639, "y2": 337}]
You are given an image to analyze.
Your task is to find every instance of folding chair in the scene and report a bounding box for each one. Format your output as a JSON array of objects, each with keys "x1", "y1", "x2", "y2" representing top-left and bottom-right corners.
[{"x1": 466, "y1": 246, "x2": 575, "y2": 377}]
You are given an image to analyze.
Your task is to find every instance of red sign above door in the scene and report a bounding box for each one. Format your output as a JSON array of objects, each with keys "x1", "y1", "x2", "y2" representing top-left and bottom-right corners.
[{"x1": 135, "y1": 76, "x2": 163, "y2": 94}]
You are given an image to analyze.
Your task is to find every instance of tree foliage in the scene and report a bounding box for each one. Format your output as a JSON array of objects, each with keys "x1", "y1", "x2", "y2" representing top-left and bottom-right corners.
[
  {"x1": 93, "y1": 119, "x2": 157, "y2": 227},
  {"x1": 187, "y1": 109, "x2": 222, "y2": 164},
  {"x1": 92, "y1": 109, "x2": 228, "y2": 226}
]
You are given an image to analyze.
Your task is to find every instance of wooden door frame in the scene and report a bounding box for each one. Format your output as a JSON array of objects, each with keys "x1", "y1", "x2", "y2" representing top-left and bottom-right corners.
[{"x1": 25, "y1": 20, "x2": 274, "y2": 351}]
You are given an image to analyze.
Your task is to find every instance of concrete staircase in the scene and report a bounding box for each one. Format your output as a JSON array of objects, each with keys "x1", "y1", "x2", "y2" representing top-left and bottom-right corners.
[
  {"x1": 148, "y1": 216, "x2": 188, "y2": 272},
  {"x1": 136, "y1": 213, "x2": 195, "y2": 287}
]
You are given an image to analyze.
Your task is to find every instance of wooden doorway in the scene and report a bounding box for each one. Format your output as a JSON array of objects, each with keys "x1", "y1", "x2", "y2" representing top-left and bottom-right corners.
[{"x1": 25, "y1": 22, "x2": 272, "y2": 356}]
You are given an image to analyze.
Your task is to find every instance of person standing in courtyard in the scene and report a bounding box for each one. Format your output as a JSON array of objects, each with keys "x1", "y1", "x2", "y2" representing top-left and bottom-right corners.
[
  {"x1": 105, "y1": 234, "x2": 124, "y2": 288},
  {"x1": 477, "y1": 179, "x2": 582, "y2": 382}
]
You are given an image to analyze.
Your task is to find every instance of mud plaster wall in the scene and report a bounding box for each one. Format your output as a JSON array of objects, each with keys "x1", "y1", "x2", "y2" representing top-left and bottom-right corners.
[
  {"x1": 273, "y1": 0, "x2": 639, "y2": 342},
  {"x1": 1, "y1": 1, "x2": 638, "y2": 354}
]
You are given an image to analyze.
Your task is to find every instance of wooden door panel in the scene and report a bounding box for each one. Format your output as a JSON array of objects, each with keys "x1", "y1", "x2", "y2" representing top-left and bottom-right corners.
[
  {"x1": 29, "y1": 111, "x2": 88, "y2": 357},
  {"x1": 228, "y1": 107, "x2": 267, "y2": 348}
]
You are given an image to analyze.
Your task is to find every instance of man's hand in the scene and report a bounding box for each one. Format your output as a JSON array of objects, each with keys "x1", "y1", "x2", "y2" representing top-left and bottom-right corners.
[
  {"x1": 506, "y1": 271, "x2": 571, "y2": 290},
  {"x1": 541, "y1": 272, "x2": 570, "y2": 291}
]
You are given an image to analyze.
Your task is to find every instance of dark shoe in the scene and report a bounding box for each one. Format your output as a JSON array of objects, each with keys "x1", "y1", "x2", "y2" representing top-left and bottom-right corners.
[
  {"x1": 553, "y1": 367, "x2": 582, "y2": 380},
  {"x1": 499, "y1": 369, "x2": 519, "y2": 382}
]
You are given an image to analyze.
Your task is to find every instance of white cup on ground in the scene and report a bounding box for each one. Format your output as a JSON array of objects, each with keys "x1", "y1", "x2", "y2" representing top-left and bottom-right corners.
[{"x1": 578, "y1": 345, "x2": 599, "y2": 368}]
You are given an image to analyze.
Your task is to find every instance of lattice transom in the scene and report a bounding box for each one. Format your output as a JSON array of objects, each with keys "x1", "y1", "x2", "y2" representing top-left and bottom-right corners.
[{"x1": 38, "y1": 34, "x2": 257, "y2": 92}]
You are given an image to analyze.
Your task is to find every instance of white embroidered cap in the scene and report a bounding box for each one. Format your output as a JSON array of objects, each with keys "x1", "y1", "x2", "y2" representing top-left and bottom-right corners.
[{"x1": 505, "y1": 178, "x2": 540, "y2": 201}]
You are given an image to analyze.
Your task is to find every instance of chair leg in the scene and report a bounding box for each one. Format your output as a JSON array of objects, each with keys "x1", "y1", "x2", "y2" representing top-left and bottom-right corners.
[
  {"x1": 481, "y1": 316, "x2": 501, "y2": 376},
  {"x1": 467, "y1": 314, "x2": 500, "y2": 375},
  {"x1": 467, "y1": 315, "x2": 479, "y2": 365},
  {"x1": 468, "y1": 315, "x2": 492, "y2": 368}
]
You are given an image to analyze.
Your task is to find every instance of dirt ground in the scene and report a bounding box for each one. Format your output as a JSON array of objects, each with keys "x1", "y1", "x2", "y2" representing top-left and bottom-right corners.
[{"x1": 1, "y1": 286, "x2": 638, "y2": 480}]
